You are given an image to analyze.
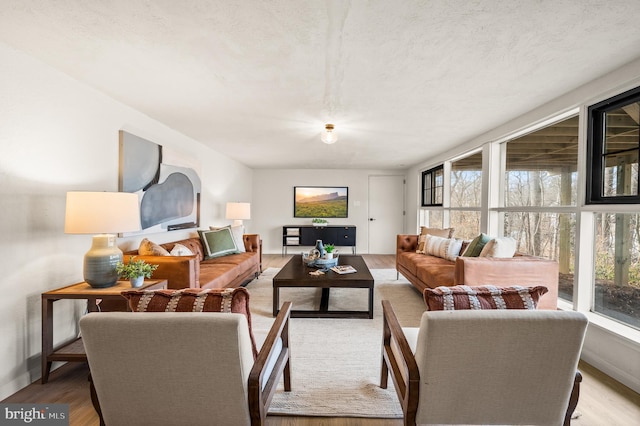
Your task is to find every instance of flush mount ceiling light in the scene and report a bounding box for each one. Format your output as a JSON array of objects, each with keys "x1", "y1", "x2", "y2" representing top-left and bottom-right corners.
[{"x1": 321, "y1": 123, "x2": 338, "y2": 144}]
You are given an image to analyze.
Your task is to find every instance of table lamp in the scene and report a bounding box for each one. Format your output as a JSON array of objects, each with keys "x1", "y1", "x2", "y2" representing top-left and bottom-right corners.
[
  {"x1": 225, "y1": 202, "x2": 251, "y2": 227},
  {"x1": 65, "y1": 191, "x2": 141, "y2": 288}
]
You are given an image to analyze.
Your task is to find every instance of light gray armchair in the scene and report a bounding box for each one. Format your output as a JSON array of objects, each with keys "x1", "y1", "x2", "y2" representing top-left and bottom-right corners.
[
  {"x1": 380, "y1": 300, "x2": 588, "y2": 425},
  {"x1": 80, "y1": 301, "x2": 292, "y2": 426}
]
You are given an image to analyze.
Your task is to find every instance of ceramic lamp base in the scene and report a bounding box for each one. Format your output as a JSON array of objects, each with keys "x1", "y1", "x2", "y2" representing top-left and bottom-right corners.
[{"x1": 84, "y1": 234, "x2": 122, "y2": 288}]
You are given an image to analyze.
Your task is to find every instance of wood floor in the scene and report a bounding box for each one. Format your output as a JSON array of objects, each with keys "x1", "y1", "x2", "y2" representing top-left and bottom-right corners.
[{"x1": 4, "y1": 254, "x2": 639, "y2": 425}]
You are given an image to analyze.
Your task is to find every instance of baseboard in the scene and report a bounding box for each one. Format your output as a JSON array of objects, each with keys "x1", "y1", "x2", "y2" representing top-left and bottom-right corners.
[
  {"x1": 581, "y1": 347, "x2": 640, "y2": 394},
  {"x1": 0, "y1": 365, "x2": 41, "y2": 401}
]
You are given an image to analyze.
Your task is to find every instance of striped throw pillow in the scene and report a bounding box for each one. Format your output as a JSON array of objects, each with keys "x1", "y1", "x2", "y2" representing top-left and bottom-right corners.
[
  {"x1": 419, "y1": 234, "x2": 463, "y2": 261},
  {"x1": 423, "y1": 285, "x2": 548, "y2": 311}
]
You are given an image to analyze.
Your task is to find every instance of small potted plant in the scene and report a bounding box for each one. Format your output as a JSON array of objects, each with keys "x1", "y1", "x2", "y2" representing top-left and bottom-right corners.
[
  {"x1": 323, "y1": 244, "x2": 336, "y2": 259},
  {"x1": 116, "y1": 257, "x2": 159, "y2": 288},
  {"x1": 312, "y1": 218, "x2": 328, "y2": 227}
]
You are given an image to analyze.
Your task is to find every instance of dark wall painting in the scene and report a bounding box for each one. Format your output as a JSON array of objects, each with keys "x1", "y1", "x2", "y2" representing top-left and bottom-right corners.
[{"x1": 119, "y1": 130, "x2": 201, "y2": 235}]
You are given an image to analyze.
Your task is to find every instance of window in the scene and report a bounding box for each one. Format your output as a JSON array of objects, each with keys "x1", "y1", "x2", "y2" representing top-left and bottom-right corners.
[
  {"x1": 594, "y1": 212, "x2": 640, "y2": 330},
  {"x1": 587, "y1": 86, "x2": 640, "y2": 204},
  {"x1": 502, "y1": 115, "x2": 579, "y2": 303},
  {"x1": 450, "y1": 152, "x2": 482, "y2": 239},
  {"x1": 421, "y1": 165, "x2": 443, "y2": 206},
  {"x1": 505, "y1": 117, "x2": 578, "y2": 207},
  {"x1": 503, "y1": 212, "x2": 576, "y2": 300}
]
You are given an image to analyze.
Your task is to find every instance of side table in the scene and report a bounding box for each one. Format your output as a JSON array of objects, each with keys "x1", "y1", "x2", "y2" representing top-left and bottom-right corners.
[{"x1": 41, "y1": 279, "x2": 167, "y2": 384}]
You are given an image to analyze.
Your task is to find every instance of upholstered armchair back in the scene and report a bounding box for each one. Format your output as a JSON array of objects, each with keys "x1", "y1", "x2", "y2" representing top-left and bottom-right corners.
[
  {"x1": 412, "y1": 309, "x2": 588, "y2": 425},
  {"x1": 80, "y1": 312, "x2": 255, "y2": 426}
]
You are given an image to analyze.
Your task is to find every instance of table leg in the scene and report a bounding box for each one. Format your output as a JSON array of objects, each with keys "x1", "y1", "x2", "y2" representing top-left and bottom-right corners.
[
  {"x1": 41, "y1": 297, "x2": 54, "y2": 384},
  {"x1": 273, "y1": 285, "x2": 279, "y2": 317},
  {"x1": 368, "y1": 286, "x2": 374, "y2": 319},
  {"x1": 320, "y1": 288, "x2": 330, "y2": 312},
  {"x1": 87, "y1": 299, "x2": 99, "y2": 312}
]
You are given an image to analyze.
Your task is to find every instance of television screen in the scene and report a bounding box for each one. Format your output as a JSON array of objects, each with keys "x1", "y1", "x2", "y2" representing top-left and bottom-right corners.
[{"x1": 294, "y1": 186, "x2": 348, "y2": 218}]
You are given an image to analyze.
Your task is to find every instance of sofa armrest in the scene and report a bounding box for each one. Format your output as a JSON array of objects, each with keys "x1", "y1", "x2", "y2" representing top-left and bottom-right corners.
[
  {"x1": 453, "y1": 256, "x2": 559, "y2": 309},
  {"x1": 397, "y1": 235, "x2": 419, "y2": 255},
  {"x1": 243, "y1": 234, "x2": 262, "y2": 273},
  {"x1": 243, "y1": 234, "x2": 261, "y2": 253},
  {"x1": 123, "y1": 254, "x2": 198, "y2": 290}
]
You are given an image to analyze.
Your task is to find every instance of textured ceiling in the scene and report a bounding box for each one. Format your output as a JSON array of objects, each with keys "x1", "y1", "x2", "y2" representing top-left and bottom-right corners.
[{"x1": 3, "y1": 0, "x2": 640, "y2": 169}]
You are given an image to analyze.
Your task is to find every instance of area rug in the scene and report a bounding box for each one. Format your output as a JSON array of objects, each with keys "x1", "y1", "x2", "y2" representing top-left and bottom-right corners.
[{"x1": 245, "y1": 268, "x2": 425, "y2": 418}]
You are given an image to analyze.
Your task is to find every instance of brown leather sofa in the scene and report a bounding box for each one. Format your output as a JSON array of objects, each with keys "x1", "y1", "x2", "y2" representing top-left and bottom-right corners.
[
  {"x1": 396, "y1": 234, "x2": 559, "y2": 309},
  {"x1": 124, "y1": 234, "x2": 262, "y2": 290}
]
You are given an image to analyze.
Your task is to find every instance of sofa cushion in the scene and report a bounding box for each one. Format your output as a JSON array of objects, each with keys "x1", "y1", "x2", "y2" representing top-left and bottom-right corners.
[
  {"x1": 198, "y1": 228, "x2": 240, "y2": 259},
  {"x1": 419, "y1": 234, "x2": 463, "y2": 261},
  {"x1": 423, "y1": 285, "x2": 549, "y2": 311},
  {"x1": 139, "y1": 238, "x2": 170, "y2": 256},
  {"x1": 479, "y1": 237, "x2": 517, "y2": 258},
  {"x1": 121, "y1": 287, "x2": 258, "y2": 358},
  {"x1": 461, "y1": 233, "x2": 491, "y2": 257},
  {"x1": 416, "y1": 263, "x2": 456, "y2": 288}
]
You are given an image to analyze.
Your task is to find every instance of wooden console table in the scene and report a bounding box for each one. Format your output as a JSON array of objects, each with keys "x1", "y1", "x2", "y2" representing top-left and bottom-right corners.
[
  {"x1": 41, "y1": 279, "x2": 167, "y2": 384},
  {"x1": 282, "y1": 225, "x2": 356, "y2": 255}
]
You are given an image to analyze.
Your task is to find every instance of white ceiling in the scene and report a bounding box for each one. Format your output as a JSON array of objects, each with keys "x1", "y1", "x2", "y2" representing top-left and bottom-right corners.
[{"x1": 3, "y1": 0, "x2": 640, "y2": 170}]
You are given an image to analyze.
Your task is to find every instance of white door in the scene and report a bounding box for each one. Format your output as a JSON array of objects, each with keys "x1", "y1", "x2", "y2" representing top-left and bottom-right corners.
[{"x1": 368, "y1": 175, "x2": 405, "y2": 254}]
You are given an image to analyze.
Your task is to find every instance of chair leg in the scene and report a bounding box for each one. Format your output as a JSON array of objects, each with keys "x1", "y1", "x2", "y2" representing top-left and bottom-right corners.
[
  {"x1": 380, "y1": 358, "x2": 389, "y2": 389},
  {"x1": 284, "y1": 359, "x2": 292, "y2": 392},
  {"x1": 564, "y1": 370, "x2": 582, "y2": 426},
  {"x1": 88, "y1": 373, "x2": 105, "y2": 426}
]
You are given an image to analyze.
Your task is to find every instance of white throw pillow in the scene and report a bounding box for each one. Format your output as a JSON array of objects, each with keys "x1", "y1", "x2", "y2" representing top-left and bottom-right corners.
[
  {"x1": 479, "y1": 237, "x2": 517, "y2": 258},
  {"x1": 170, "y1": 243, "x2": 194, "y2": 256},
  {"x1": 423, "y1": 235, "x2": 463, "y2": 261}
]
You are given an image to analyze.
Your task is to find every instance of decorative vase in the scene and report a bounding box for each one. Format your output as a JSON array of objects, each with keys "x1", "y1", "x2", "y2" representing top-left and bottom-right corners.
[
  {"x1": 315, "y1": 240, "x2": 326, "y2": 258},
  {"x1": 130, "y1": 276, "x2": 144, "y2": 288},
  {"x1": 84, "y1": 234, "x2": 122, "y2": 288}
]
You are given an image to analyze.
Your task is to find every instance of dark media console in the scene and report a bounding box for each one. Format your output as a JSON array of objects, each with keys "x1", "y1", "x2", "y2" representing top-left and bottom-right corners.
[{"x1": 282, "y1": 225, "x2": 356, "y2": 255}]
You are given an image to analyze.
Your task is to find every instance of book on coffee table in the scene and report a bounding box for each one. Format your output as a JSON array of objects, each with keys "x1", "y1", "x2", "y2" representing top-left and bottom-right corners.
[{"x1": 331, "y1": 265, "x2": 357, "y2": 274}]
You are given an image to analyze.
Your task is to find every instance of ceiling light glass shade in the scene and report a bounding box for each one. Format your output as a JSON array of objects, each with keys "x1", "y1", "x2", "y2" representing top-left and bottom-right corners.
[
  {"x1": 65, "y1": 192, "x2": 141, "y2": 288},
  {"x1": 321, "y1": 124, "x2": 338, "y2": 144},
  {"x1": 226, "y1": 202, "x2": 251, "y2": 227}
]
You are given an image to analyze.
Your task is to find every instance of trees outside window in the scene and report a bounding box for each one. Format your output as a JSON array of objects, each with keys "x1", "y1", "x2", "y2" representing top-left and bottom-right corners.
[
  {"x1": 502, "y1": 116, "x2": 578, "y2": 303},
  {"x1": 594, "y1": 213, "x2": 640, "y2": 329},
  {"x1": 450, "y1": 152, "x2": 482, "y2": 239}
]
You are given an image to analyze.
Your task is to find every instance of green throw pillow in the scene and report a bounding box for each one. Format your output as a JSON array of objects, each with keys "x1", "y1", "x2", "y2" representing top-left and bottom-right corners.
[
  {"x1": 462, "y1": 233, "x2": 491, "y2": 257},
  {"x1": 198, "y1": 228, "x2": 240, "y2": 259}
]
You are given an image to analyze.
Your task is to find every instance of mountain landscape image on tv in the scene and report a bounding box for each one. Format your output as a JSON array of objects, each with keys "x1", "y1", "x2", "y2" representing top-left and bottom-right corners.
[{"x1": 294, "y1": 186, "x2": 348, "y2": 218}]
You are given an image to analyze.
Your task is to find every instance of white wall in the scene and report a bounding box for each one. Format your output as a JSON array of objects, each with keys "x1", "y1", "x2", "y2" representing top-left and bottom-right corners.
[
  {"x1": 0, "y1": 43, "x2": 253, "y2": 399},
  {"x1": 406, "y1": 57, "x2": 640, "y2": 393},
  {"x1": 252, "y1": 169, "x2": 406, "y2": 255}
]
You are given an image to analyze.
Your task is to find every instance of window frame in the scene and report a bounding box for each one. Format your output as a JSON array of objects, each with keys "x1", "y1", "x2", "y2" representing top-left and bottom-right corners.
[
  {"x1": 587, "y1": 85, "x2": 640, "y2": 204},
  {"x1": 421, "y1": 165, "x2": 444, "y2": 207}
]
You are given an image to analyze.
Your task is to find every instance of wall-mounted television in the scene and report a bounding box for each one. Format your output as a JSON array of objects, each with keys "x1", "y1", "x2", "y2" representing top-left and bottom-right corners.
[{"x1": 294, "y1": 186, "x2": 348, "y2": 218}]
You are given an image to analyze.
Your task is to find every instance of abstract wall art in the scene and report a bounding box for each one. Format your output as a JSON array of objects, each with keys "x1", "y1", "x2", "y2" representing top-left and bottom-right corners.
[{"x1": 119, "y1": 131, "x2": 201, "y2": 235}]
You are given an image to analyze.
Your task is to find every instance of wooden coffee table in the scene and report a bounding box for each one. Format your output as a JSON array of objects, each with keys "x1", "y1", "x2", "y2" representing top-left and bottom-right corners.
[{"x1": 273, "y1": 254, "x2": 374, "y2": 319}]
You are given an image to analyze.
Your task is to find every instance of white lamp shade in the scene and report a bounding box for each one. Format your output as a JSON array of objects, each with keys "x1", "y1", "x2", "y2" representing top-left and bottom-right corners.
[
  {"x1": 225, "y1": 202, "x2": 251, "y2": 220},
  {"x1": 65, "y1": 191, "x2": 141, "y2": 234}
]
